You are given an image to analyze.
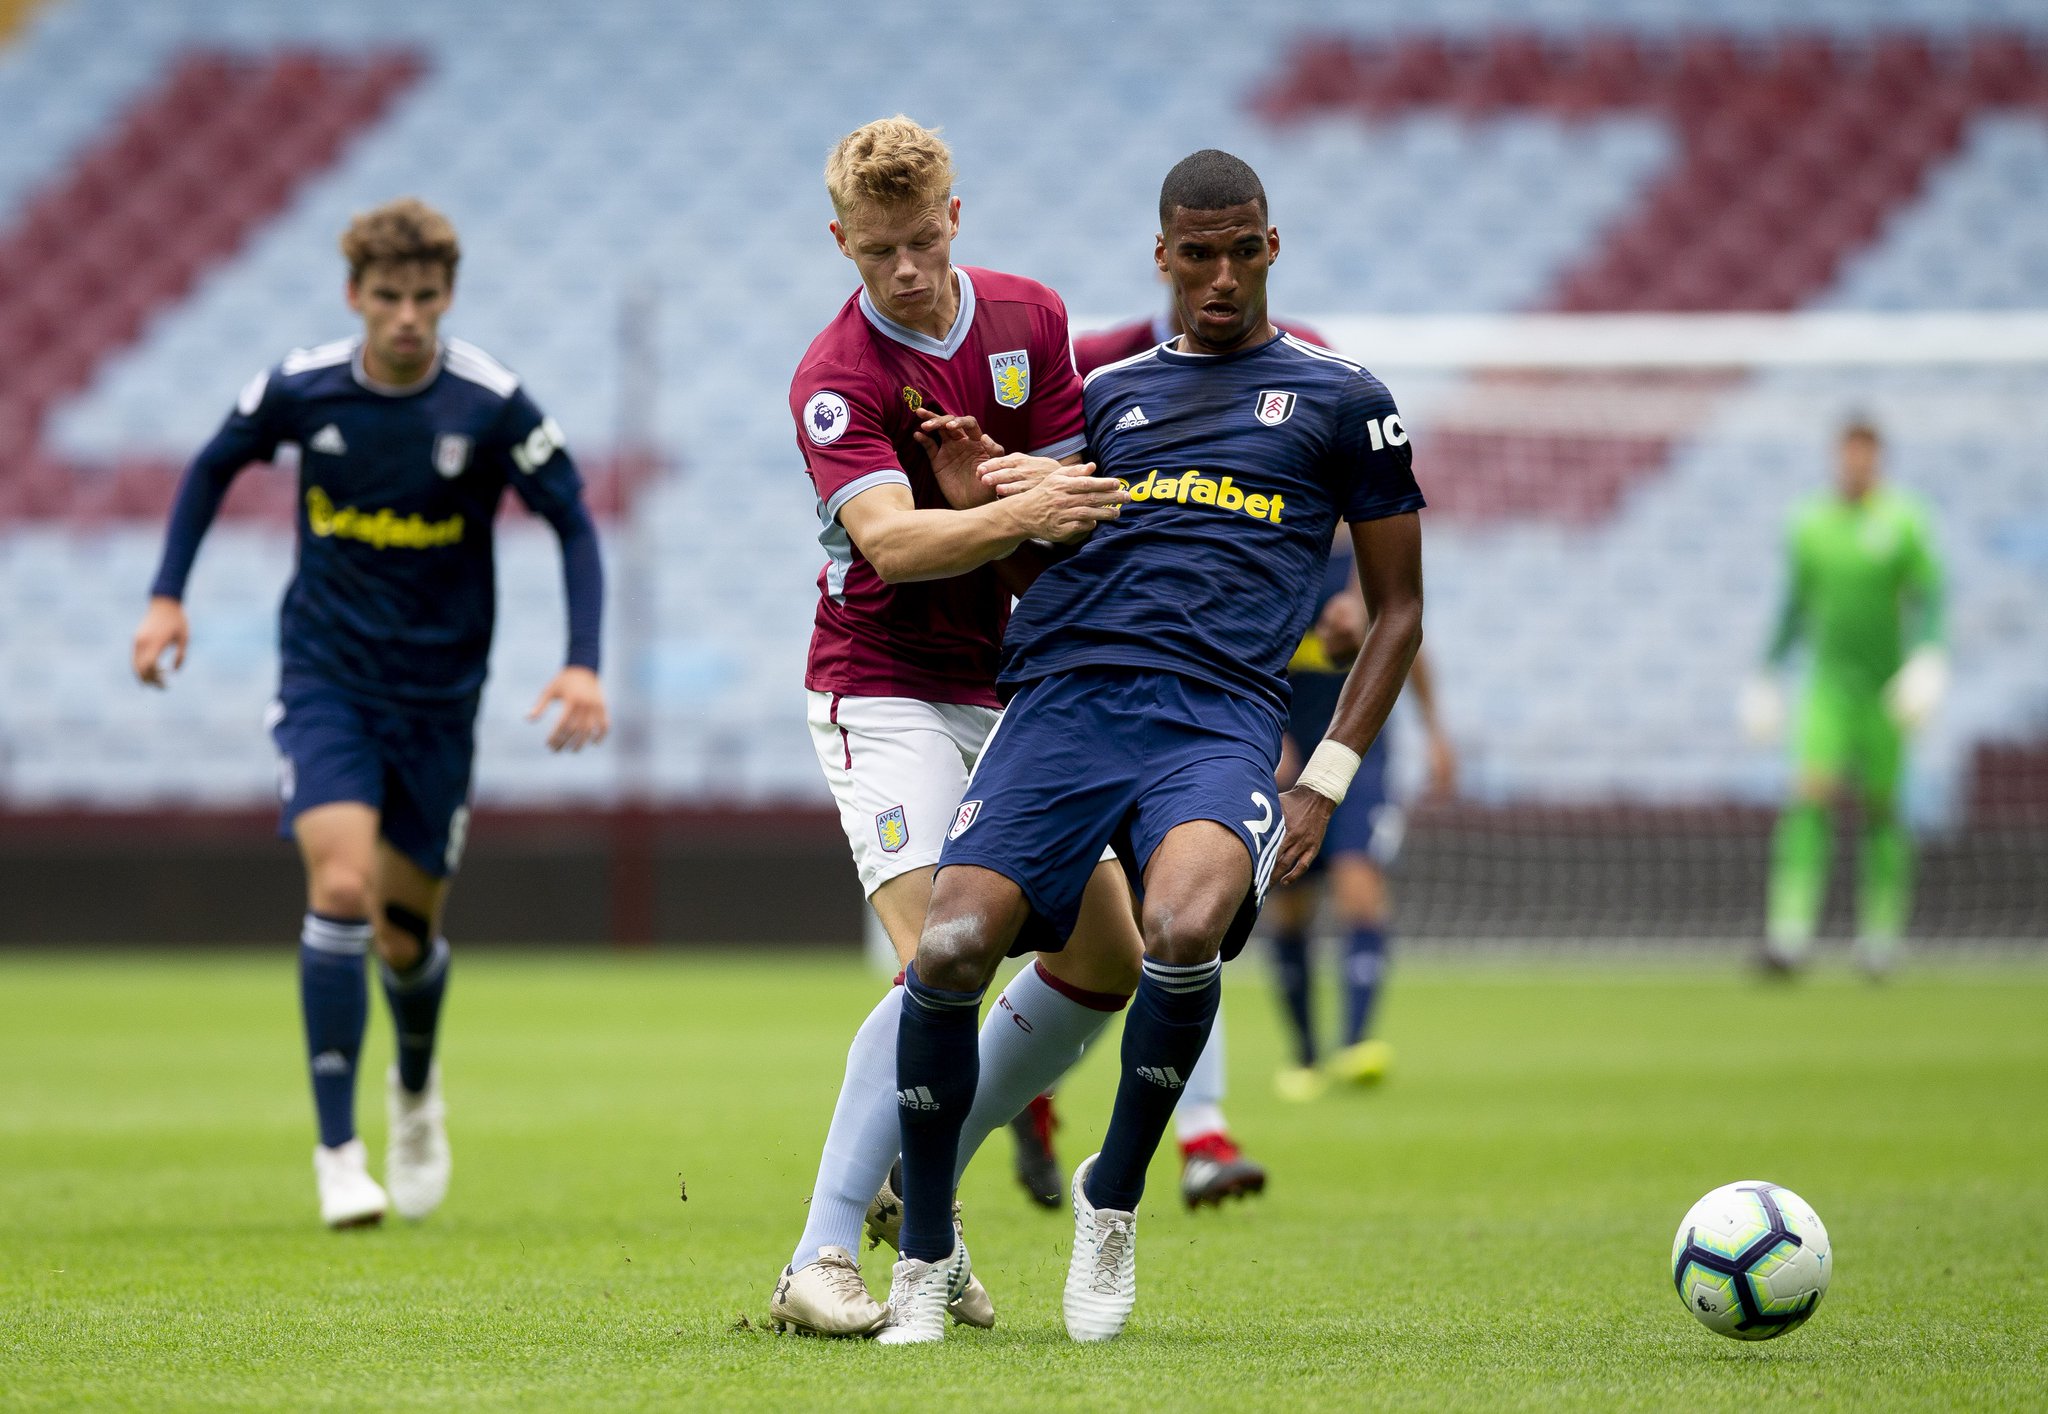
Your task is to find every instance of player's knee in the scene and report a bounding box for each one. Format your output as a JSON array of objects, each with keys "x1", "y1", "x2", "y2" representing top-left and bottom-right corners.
[
  {"x1": 376, "y1": 901, "x2": 433, "y2": 971},
  {"x1": 1140, "y1": 901, "x2": 1227, "y2": 968},
  {"x1": 1331, "y1": 860, "x2": 1387, "y2": 923},
  {"x1": 915, "y1": 906, "x2": 1004, "y2": 994},
  {"x1": 308, "y1": 865, "x2": 373, "y2": 921}
]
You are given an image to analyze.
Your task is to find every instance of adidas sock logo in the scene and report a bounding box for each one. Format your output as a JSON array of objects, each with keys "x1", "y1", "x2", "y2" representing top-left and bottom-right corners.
[
  {"x1": 898, "y1": 1085, "x2": 941, "y2": 1111},
  {"x1": 1135, "y1": 1065, "x2": 1185, "y2": 1089}
]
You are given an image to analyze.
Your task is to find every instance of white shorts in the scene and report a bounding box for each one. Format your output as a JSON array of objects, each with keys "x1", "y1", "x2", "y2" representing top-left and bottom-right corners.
[{"x1": 807, "y1": 691, "x2": 1000, "y2": 897}]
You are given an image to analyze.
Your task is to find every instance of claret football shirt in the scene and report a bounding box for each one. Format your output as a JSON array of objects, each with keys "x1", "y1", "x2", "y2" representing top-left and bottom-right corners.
[{"x1": 790, "y1": 266, "x2": 1085, "y2": 707}]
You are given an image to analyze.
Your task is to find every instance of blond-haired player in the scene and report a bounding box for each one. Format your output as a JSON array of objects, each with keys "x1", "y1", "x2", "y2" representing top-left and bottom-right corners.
[{"x1": 768, "y1": 117, "x2": 1143, "y2": 1337}]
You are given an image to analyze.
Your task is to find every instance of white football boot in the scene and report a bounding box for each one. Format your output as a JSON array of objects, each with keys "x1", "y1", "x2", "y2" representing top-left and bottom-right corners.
[
  {"x1": 385, "y1": 1064, "x2": 451, "y2": 1220},
  {"x1": 1063, "y1": 1154, "x2": 1137, "y2": 1342},
  {"x1": 769, "y1": 1245, "x2": 887, "y2": 1337},
  {"x1": 865, "y1": 1167, "x2": 995, "y2": 1328},
  {"x1": 314, "y1": 1136, "x2": 388, "y2": 1229},
  {"x1": 876, "y1": 1242, "x2": 969, "y2": 1347}
]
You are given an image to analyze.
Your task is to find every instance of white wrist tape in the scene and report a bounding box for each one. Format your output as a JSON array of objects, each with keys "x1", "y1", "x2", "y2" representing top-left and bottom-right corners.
[{"x1": 1297, "y1": 739, "x2": 1362, "y2": 804}]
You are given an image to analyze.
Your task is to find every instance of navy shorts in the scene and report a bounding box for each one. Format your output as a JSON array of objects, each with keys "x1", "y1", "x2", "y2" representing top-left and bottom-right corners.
[
  {"x1": 1286, "y1": 670, "x2": 1400, "y2": 872},
  {"x1": 939, "y1": 667, "x2": 1284, "y2": 960},
  {"x1": 266, "y1": 676, "x2": 477, "y2": 879}
]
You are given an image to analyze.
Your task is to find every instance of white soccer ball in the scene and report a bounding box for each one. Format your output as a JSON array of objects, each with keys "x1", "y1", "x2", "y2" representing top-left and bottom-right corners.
[{"x1": 1670, "y1": 1180, "x2": 1831, "y2": 1340}]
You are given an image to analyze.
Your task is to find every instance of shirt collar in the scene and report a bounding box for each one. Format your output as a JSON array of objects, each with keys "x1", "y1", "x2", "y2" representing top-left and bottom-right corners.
[
  {"x1": 858, "y1": 268, "x2": 977, "y2": 358},
  {"x1": 351, "y1": 339, "x2": 444, "y2": 396}
]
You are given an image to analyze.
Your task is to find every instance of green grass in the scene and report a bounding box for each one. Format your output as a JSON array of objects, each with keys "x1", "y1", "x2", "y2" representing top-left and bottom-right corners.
[{"x1": 2, "y1": 950, "x2": 2044, "y2": 1411}]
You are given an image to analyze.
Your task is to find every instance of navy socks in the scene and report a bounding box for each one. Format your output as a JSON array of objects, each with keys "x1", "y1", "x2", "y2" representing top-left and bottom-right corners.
[
  {"x1": 895, "y1": 963, "x2": 984, "y2": 1262},
  {"x1": 1086, "y1": 956, "x2": 1222, "y2": 1213},
  {"x1": 1343, "y1": 926, "x2": 1387, "y2": 1047},
  {"x1": 380, "y1": 935, "x2": 450, "y2": 1094},
  {"x1": 1270, "y1": 930, "x2": 1316, "y2": 1067},
  {"x1": 299, "y1": 913, "x2": 371, "y2": 1149}
]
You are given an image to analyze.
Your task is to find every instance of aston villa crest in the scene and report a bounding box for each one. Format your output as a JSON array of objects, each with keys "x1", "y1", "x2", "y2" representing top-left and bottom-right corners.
[
  {"x1": 433, "y1": 433, "x2": 472, "y2": 477},
  {"x1": 1254, "y1": 390, "x2": 1297, "y2": 427},
  {"x1": 989, "y1": 350, "x2": 1030, "y2": 408},
  {"x1": 876, "y1": 805, "x2": 909, "y2": 854}
]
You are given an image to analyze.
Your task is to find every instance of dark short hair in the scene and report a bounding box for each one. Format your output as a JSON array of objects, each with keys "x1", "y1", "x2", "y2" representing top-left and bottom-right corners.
[
  {"x1": 1158, "y1": 149, "x2": 1267, "y2": 230},
  {"x1": 1841, "y1": 415, "x2": 1882, "y2": 445}
]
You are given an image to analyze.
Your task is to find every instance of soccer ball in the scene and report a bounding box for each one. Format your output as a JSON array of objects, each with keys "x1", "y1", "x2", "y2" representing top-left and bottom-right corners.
[{"x1": 1670, "y1": 1181, "x2": 1831, "y2": 1340}]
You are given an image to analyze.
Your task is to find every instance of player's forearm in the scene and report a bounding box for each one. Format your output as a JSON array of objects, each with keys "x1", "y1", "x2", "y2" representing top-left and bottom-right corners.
[
  {"x1": 545, "y1": 499, "x2": 605, "y2": 672},
  {"x1": 147, "y1": 448, "x2": 246, "y2": 600},
  {"x1": 1323, "y1": 600, "x2": 1423, "y2": 761},
  {"x1": 1405, "y1": 647, "x2": 1443, "y2": 735},
  {"x1": 862, "y1": 501, "x2": 1028, "y2": 584}
]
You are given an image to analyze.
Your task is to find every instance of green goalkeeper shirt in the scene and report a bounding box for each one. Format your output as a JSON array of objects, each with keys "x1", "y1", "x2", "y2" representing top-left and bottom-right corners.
[{"x1": 1766, "y1": 486, "x2": 1944, "y2": 697}]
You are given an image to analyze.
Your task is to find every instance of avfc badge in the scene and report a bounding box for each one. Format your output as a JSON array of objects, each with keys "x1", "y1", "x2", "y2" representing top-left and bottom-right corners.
[
  {"x1": 433, "y1": 433, "x2": 472, "y2": 478},
  {"x1": 1254, "y1": 390, "x2": 1297, "y2": 427},
  {"x1": 989, "y1": 350, "x2": 1030, "y2": 408},
  {"x1": 948, "y1": 799, "x2": 982, "y2": 840},
  {"x1": 876, "y1": 805, "x2": 909, "y2": 854},
  {"x1": 805, "y1": 391, "x2": 851, "y2": 445},
  {"x1": 900, "y1": 385, "x2": 926, "y2": 413}
]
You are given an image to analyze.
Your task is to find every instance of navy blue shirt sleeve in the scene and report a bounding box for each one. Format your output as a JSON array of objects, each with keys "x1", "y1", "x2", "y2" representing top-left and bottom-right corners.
[
  {"x1": 495, "y1": 389, "x2": 604, "y2": 673},
  {"x1": 149, "y1": 367, "x2": 287, "y2": 600},
  {"x1": 1333, "y1": 374, "x2": 1424, "y2": 524}
]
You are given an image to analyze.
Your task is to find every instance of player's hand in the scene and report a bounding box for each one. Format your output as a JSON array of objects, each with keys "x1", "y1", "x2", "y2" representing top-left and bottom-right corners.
[
  {"x1": 529, "y1": 666, "x2": 609, "y2": 752},
  {"x1": 1737, "y1": 674, "x2": 1783, "y2": 744},
  {"x1": 133, "y1": 596, "x2": 190, "y2": 688},
  {"x1": 1425, "y1": 729, "x2": 1459, "y2": 798},
  {"x1": 1314, "y1": 592, "x2": 1366, "y2": 665},
  {"x1": 914, "y1": 414, "x2": 1004, "y2": 509},
  {"x1": 1005, "y1": 464, "x2": 1127, "y2": 544},
  {"x1": 1272, "y1": 785, "x2": 1336, "y2": 887},
  {"x1": 1885, "y1": 645, "x2": 1948, "y2": 731},
  {"x1": 978, "y1": 451, "x2": 1057, "y2": 498}
]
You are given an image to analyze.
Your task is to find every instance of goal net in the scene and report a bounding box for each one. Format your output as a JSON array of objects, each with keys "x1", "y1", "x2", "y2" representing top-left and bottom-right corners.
[{"x1": 1302, "y1": 312, "x2": 2048, "y2": 946}]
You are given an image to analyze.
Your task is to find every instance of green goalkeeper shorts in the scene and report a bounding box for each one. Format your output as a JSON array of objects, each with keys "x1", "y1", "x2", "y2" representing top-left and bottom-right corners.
[{"x1": 1795, "y1": 680, "x2": 1902, "y2": 800}]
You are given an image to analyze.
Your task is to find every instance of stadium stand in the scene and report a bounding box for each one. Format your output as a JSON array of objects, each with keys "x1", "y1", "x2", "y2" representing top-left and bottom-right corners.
[{"x1": 1, "y1": 1, "x2": 2043, "y2": 937}]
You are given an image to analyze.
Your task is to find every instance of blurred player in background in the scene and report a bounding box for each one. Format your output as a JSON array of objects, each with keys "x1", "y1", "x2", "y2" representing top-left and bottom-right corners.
[
  {"x1": 1268, "y1": 547, "x2": 1455, "y2": 1100},
  {"x1": 996, "y1": 301, "x2": 1346, "y2": 1214},
  {"x1": 1741, "y1": 417, "x2": 1945, "y2": 976},
  {"x1": 881, "y1": 150, "x2": 1424, "y2": 1344},
  {"x1": 131, "y1": 198, "x2": 608, "y2": 1227},
  {"x1": 771, "y1": 116, "x2": 1140, "y2": 1338}
]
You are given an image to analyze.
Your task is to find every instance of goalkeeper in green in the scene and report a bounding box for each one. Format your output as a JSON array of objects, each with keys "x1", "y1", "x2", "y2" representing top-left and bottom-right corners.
[{"x1": 1741, "y1": 418, "x2": 1945, "y2": 974}]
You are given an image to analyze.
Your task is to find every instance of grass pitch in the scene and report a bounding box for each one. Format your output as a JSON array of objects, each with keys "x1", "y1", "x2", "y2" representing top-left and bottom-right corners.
[{"x1": 2, "y1": 948, "x2": 2044, "y2": 1411}]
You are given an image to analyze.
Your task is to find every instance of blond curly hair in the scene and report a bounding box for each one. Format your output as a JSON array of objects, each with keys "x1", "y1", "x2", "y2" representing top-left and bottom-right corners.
[{"x1": 825, "y1": 116, "x2": 954, "y2": 219}]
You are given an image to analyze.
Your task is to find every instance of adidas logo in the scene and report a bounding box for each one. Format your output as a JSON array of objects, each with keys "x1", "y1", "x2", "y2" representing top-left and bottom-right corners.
[
  {"x1": 1135, "y1": 1065, "x2": 1185, "y2": 1089},
  {"x1": 310, "y1": 424, "x2": 348, "y2": 456},
  {"x1": 898, "y1": 1085, "x2": 941, "y2": 1111},
  {"x1": 1113, "y1": 405, "x2": 1149, "y2": 432},
  {"x1": 310, "y1": 1050, "x2": 351, "y2": 1076}
]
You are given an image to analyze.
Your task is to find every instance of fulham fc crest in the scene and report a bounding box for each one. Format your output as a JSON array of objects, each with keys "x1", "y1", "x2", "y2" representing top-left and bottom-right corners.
[
  {"x1": 1254, "y1": 390, "x2": 1297, "y2": 427},
  {"x1": 949, "y1": 799, "x2": 982, "y2": 840},
  {"x1": 433, "y1": 433, "x2": 472, "y2": 478},
  {"x1": 989, "y1": 350, "x2": 1030, "y2": 408}
]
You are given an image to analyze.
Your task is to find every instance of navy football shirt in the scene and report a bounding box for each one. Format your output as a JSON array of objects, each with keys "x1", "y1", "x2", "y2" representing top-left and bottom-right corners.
[
  {"x1": 150, "y1": 337, "x2": 602, "y2": 707},
  {"x1": 998, "y1": 331, "x2": 1423, "y2": 715}
]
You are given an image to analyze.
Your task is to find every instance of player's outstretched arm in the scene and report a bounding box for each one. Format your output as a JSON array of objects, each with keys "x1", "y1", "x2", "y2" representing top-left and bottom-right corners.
[
  {"x1": 837, "y1": 473, "x2": 1124, "y2": 585},
  {"x1": 1274, "y1": 511, "x2": 1424, "y2": 886},
  {"x1": 134, "y1": 390, "x2": 279, "y2": 687}
]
